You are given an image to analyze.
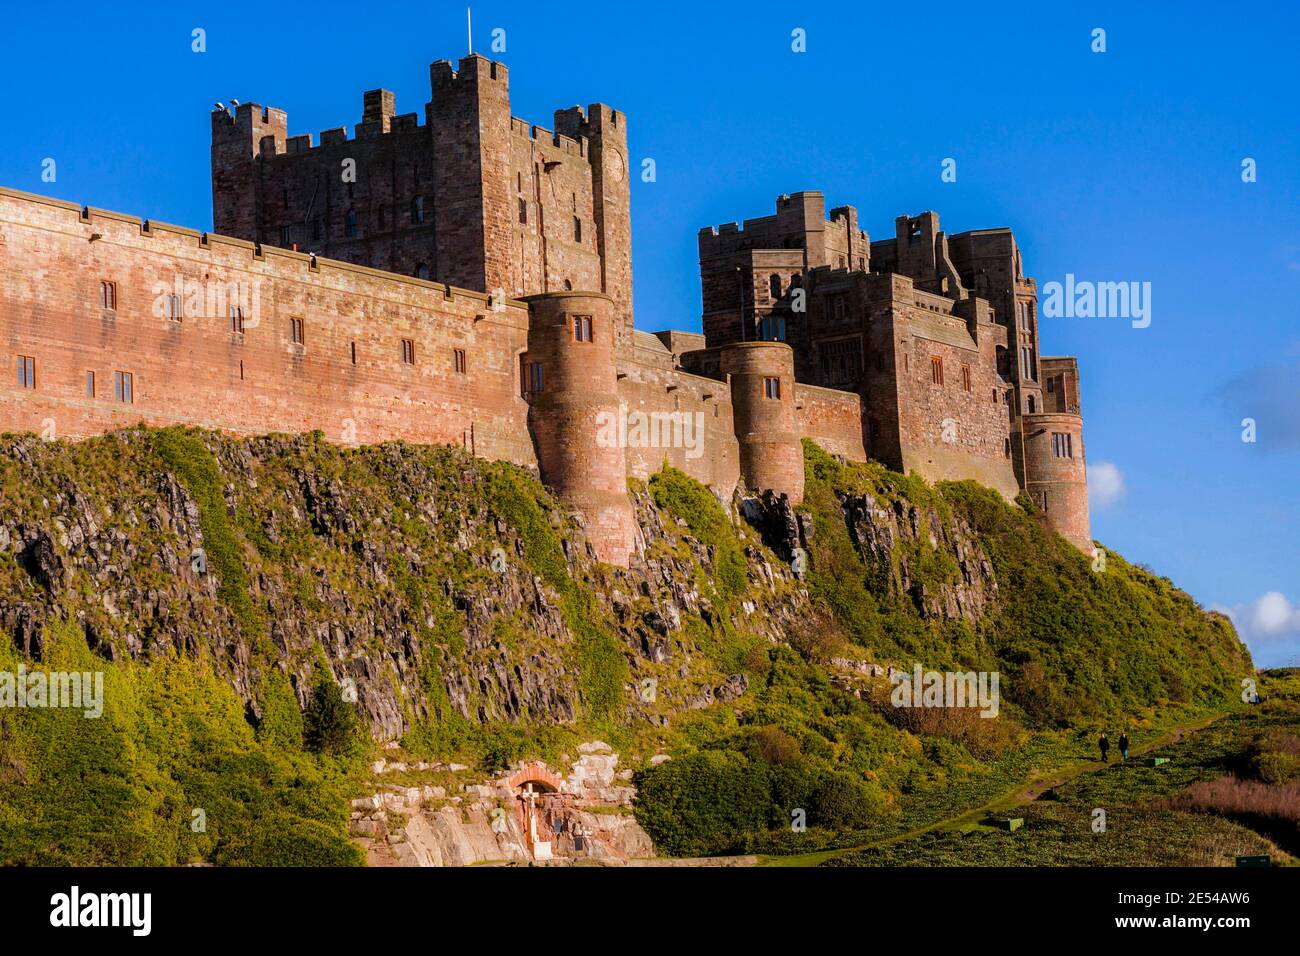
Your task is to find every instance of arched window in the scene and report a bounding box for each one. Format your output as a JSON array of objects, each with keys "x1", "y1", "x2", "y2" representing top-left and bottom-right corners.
[
  {"x1": 563, "y1": 279, "x2": 573, "y2": 290},
  {"x1": 414, "y1": 263, "x2": 429, "y2": 280},
  {"x1": 769, "y1": 274, "x2": 781, "y2": 299}
]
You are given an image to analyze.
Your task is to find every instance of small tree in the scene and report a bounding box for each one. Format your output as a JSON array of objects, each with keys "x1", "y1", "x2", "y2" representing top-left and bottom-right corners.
[{"x1": 304, "y1": 680, "x2": 357, "y2": 755}]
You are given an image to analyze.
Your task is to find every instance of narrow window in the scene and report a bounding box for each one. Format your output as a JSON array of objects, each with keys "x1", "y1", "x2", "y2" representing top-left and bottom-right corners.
[
  {"x1": 16, "y1": 355, "x2": 35, "y2": 389},
  {"x1": 313, "y1": 218, "x2": 324, "y2": 240},
  {"x1": 281, "y1": 224, "x2": 293, "y2": 247},
  {"x1": 573, "y1": 216, "x2": 582, "y2": 243},
  {"x1": 345, "y1": 208, "x2": 358, "y2": 238},
  {"x1": 401, "y1": 339, "x2": 415, "y2": 365},
  {"x1": 167, "y1": 294, "x2": 182, "y2": 322},
  {"x1": 930, "y1": 356, "x2": 944, "y2": 386},
  {"x1": 350, "y1": 341, "x2": 357, "y2": 365},
  {"x1": 763, "y1": 376, "x2": 781, "y2": 400},
  {"x1": 290, "y1": 317, "x2": 304, "y2": 346},
  {"x1": 239, "y1": 360, "x2": 245, "y2": 381},
  {"x1": 230, "y1": 305, "x2": 244, "y2": 334},
  {"x1": 522, "y1": 361, "x2": 544, "y2": 396},
  {"x1": 1004, "y1": 437, "x2": 1012, "y2": 458},
  {"x1": 769, "y1": 274, "x2": 781, "y2": 299},
  {"x1": 100, "y1": 281, "x2": 116, "y2": 311},
  {"x1": 992, "y1": 387, "x2": 998, "y2": 404},
  {"x1": 759, "y1": 315, "x2": 786, "y2": 342},
  {"x1": 415, "y1": 263, "x2": 429, "y2": 280},
  {"x1": 518, "y1": 198, "x2": 528, "y2": 225},
  {"x1": 453, "y1": 348, "x2": 467, "y2": 375},
  {"x1": 113, "y1": 370, "x2": 134, "y2": 404},
  {"x1": 1028, "y1": 395, "x2": 1037, "y2": 414},
  {"x1": 85, "y1": 370, "x2": 96, "y2": 398},
  {"x1": 412, "y1": 196, "x2": 426, "y2": 224},
  {"x1": 1046, "y1": 377, "x2": 1055, "y2": 393},
  {"x1": 961, "y1": 363, "x2": 972, "y2": 393},
  {"x1": 572, "y1": 315, "x2": 593, "y2": 342}
]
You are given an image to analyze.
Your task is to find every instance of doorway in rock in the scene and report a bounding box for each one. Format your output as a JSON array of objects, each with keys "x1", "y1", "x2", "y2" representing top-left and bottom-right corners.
[{"x1": 514, "y1": 780, "x2": 561, "y2": 860}]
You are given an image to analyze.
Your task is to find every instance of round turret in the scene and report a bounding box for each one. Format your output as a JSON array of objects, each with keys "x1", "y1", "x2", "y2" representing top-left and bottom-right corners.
[
  {"x1": 1020, "y1": 411, "x2": 1091, "y2": 551},
  {"x1": 522, "y1": 291, "x2": 638, "y2": 566},
  {"x1": 720, "y1": 341, "x2": 804, "y2": 505}
]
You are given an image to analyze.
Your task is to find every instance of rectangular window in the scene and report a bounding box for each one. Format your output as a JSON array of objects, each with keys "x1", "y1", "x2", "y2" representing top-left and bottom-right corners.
[
  {"x1": 167, "y1": 294, "x2": 182, "y2": 322},
  {"x1": 818, "y1": 338, "x2": 861, "y2": 386},
  {"x1": 230, "y1": 306, "x2": 244, "y2": 334},
  {"x1": 85, "y1": 370, "x2": 96, "y2": 398},
  {"x1": 100, "y1": 281, "x2": 116, "y2": 311},
  {"x1": 113, "y1": 370, "x2": 133, "y2": 404},
  {"x1": 280, "y1": 224, "x2": 293, "y2": 247},
  {"x1": 16, "y1": 355, "x2": 35, "y2": 389},
  {"x1": 290, "y1": 317, "x2": 304, "y2": 345},
  {"x1": 763, "y1": 376, "x2": 781, "y2": 400},
  {"x1": 830, "y1": 295, "x2": 846, "y2": 320},
  {"x1": 573, "y1": 216, "x2": 582, "y2": 243},
  {"x1": 759, "y1": 315, "x2": 786, "y2": 342},
  {"x1": 961, "y1": 363, "x2": 972, "y2": 393},
  {"x1": 412, "y1": 197, "x2": 425, "y2": 224},
  {"x1": 1046, "y1": 377, "x2": 1055, "y2": 393},
  {"x1": 350, "y1": 341, "x2": 357, "y2": 365},
  {"x1": 401, "y1": 339, "x2": 415, "y2": 365},
  {"x1": 453, "y1": 348, "x2": 467, "y2": 375},
  {"x1": 930, "y1": 356, "x2": 944, "y2": 386},
  {"x1": 1051, "y1": 432, "x2": 1074, "y2": 458},
  {"x1": 518, "y1": 198, "x2": 528, "y2": 225},
  {"x1": 523, "y1": 361, "x2": 544, "y2": 396},
  {"x1": 573, "y1": 315, "x2": 593, "y2": 342}
]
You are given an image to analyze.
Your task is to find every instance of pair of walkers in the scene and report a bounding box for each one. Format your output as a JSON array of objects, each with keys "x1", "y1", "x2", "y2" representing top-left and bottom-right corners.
[{"x1": 1098, "y1": 731, "x2": 1129, "y2": 763}]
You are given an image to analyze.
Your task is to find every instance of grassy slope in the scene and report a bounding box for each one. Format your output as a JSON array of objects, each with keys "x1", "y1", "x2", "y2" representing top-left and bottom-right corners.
[
  {"x1": 630, "y1": 443, "x2": 1255, "y2": 857},
  {"x1": 0, "y1": 429, "x2": 1257, "y2": 864}
]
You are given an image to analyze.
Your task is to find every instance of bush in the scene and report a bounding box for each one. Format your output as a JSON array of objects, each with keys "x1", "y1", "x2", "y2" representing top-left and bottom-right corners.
[
  {"x1": 304, "y1": 680, "x2": 358, "y2": 755},
  {"x1": 812, "y1": 772, "x2": 887, "y2": 829}
]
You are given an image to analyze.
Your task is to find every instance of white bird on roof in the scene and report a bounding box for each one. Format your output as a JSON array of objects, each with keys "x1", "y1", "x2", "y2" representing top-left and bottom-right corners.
[
  {"x1": 230, "y1": 98, "x2": 241, "y2": 107},
  {"x1": 213, "y1": 101, "x2": 225, "y2": 110}
]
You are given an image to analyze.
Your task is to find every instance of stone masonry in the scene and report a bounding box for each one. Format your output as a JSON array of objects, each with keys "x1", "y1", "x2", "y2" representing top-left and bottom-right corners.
[{"x1": 1, "y1": 53, "x2": 1091, "y2": 561}]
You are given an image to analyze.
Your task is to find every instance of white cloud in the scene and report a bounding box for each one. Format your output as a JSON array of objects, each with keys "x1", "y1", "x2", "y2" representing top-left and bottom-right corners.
[
  {"x1": 1087, "y1": 460, "x2": 1125, "y2": 509},
  {"x1": 1213, "y1": 591, "x2": 1300, "y2": 668}
]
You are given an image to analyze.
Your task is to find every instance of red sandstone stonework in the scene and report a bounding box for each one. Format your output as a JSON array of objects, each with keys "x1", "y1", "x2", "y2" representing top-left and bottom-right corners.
[{"x1": 1, "y1": 53, "x2": 1091, "y2": 562}]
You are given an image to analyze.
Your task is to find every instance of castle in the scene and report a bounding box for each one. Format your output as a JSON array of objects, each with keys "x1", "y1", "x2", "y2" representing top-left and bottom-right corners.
[{"x1": 0, "y1": 54, "x2": 1090, "y2": 565}]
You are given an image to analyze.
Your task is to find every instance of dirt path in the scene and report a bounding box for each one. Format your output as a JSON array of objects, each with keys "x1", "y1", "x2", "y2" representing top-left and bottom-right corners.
[{"x1": 758, "y1": 711, "x2": 1225, "y2": 868}]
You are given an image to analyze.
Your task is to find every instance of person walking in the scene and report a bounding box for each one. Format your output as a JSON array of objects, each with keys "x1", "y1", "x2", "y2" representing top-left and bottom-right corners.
[
  {"x1": 1118, "y1": 732, "x2": 1130, "y2": 762},
  {"x1": 1099, "y1": 731, "x2": 1110, "y2": 763}
]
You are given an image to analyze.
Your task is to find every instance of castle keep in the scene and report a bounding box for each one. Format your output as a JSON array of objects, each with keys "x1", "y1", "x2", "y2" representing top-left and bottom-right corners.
[{"x1": 0, "y1": 54, "x2": 1090, "y2": 563}]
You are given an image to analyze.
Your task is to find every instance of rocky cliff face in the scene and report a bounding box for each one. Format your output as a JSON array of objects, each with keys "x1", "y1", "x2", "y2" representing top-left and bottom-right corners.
[{"x1": 0, "y1": 429, "x2": 997, "y2": 745}]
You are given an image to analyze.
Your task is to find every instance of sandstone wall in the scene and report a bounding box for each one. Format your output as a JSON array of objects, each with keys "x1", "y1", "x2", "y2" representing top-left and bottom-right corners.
[{"x1": 0, "y1": 187, "x2": 536, "y2": 468}]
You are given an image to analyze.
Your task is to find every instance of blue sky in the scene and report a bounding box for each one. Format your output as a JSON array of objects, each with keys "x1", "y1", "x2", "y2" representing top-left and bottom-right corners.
[{"x1": 1, "y1": 1, "x2": 1296, "y2": 665}]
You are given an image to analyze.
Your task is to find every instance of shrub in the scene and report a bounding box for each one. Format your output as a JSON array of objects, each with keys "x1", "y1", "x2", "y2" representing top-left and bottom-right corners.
[
  {"x1": 304, "y1": 680, "x2": 358, "y2": 755},
  {"x1": 812, "y1": 772, "x2": 887, "y2": 828}
]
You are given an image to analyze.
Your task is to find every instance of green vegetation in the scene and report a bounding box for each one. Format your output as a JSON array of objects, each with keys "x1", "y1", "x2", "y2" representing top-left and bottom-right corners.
[
  {"x1": 151, "y1": 427, "x2": 266, "y2": 644},
  {"x1": 0, "y1": 429, "x2": 1259, "y2": 865},
  {"x1": 0, "y1": 619, "x2": 363, "y2": 866},
  {"x1": 631, "y1": 442, "x2": 1254, "y2": 857},
  {"x1": 826, "y1": 672, "x2": 1300, "y2": 866}
]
